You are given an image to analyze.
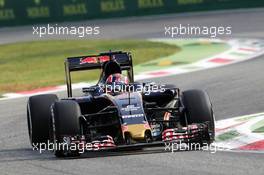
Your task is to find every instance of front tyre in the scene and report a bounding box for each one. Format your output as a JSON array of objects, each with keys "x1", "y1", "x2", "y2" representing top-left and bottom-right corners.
[
  {"x1": 27, "y1": 94, "x2": 58, "y2": 147},
  {"x1": 182, "y1": 89, "x2": 215, "y2": 143},
  {"x1": 51, "y1": 100, "x2": 82, "y2": 157}
]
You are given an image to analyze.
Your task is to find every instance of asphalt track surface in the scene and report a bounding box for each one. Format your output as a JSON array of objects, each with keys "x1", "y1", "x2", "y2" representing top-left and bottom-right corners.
[{"x1": 0, "y1": 8, "x2": 264, "y2": 175}]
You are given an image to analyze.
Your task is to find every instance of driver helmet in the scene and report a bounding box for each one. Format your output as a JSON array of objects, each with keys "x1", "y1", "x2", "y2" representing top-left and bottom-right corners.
[{"x1": 106, "y1": 73, "x2": 129, "y2": 84}]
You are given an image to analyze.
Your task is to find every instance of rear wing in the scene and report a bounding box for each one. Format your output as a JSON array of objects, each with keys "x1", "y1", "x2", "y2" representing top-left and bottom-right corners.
[
  {"x1": 65, "y1": 51, "x2": 134, "y2": 97},
  {"x1": 65, "y1": 51, "x2": 133, "y2": 72}
]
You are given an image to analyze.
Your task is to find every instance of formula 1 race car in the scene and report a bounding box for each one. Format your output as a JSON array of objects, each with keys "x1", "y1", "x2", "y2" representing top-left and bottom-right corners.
[{"x1": 27, "y1": 51, "x2": 215, "y2": 157}]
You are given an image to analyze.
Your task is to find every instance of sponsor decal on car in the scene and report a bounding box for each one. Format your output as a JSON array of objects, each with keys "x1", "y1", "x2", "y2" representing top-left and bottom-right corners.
[
  {"x1": 121, "y1": 104, "x2": 140, "y2": 112},
  {"x1": 122, "y1": 113, "x2": 144, "y2": 119},
  {"x1": 99, "y1": 55, "x2": 110, "y2": 63},
  {"x1": 80, "y1": 57, "x2": 97, "y2": 64},
  {"x1": 80, "y1": 55, "x2": 110, "y2": 65}
]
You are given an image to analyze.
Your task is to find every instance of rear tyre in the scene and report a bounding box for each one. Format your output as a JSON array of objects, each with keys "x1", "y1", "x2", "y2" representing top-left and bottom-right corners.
[
  {"x1": 51, "y1": 100, "x2": 81, "y2": 157},
  {"x1": 27, "y1": 94, "x2": 58, "y2": 147},
  {"x1": 182, "y1": 89, "x2": 215, "y2": 143}
]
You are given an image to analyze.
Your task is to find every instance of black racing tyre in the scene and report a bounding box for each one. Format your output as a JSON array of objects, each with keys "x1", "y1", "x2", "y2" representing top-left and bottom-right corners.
[
  {"x1": 51, "y1": 100, "x2": 81, "y2": 157},
  {"x1": 182, "y1": 89, "x2": 215, "y2": 142},
  {"x1": 27, "y1": 94, "x2": 58, "y2": 147}
]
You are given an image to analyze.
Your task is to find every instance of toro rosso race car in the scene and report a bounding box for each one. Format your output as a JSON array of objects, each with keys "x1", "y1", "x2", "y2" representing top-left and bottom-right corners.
[{"x1": 27, "y1": 51, "x2": 215, "y2": 157}]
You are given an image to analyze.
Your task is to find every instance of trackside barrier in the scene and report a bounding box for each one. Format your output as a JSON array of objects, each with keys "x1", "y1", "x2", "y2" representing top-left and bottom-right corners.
[{"x1": 0, "y1": 0, "x2": 263, "y2": 27}]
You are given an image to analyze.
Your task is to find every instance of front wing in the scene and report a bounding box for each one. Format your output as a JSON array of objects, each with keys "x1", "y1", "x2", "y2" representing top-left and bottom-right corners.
[{"x1": 57, "y1": 123, "x2": 210, "y2": 154}]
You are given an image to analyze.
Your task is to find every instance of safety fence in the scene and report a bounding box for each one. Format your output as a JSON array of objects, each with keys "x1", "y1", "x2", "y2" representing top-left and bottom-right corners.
[{"x1": 0, "y1": 0, "x2": 263, "y2": 27}]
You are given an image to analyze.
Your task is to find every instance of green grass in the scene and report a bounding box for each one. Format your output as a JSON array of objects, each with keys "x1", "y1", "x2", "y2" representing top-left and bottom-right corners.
[
  {"x1": 0, "y1": 40, "x2": 179, "y2": 93},
  {"x1": 135, "y1": 40, "x2": 229, "y2": 72}
]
